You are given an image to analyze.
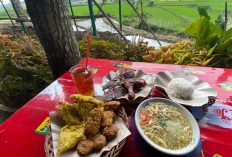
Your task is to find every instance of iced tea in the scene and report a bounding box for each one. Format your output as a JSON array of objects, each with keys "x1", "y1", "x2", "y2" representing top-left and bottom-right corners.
[{"x1": 70, "y1": 64, "x2": 95, "y2": 96}]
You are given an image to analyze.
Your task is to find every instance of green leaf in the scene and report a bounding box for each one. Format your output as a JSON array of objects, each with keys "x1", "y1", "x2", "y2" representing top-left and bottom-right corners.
[
  {"x1": 215, "y1": 15, "x2": 225, "y2": 31},
  {"x1": 210, "y1": 22, "x2": 223, "y2": 38},
  {"x1": 156, "y1": 58, "x2": 163, "y2": 63},
  {"x1": 143, "y1": 55, "x2": 152, "y2": 62},
  {"x1": 214, "y1": 39, "x2": 232, "y2": 53},
  {"x1": 184, "y1": 17, "x2": 218, "y2": 48},
  {"x1": 202, "y1": 56, "x2": 214, "y2": 66},
  {"x1": 207, "y1": 44, "x2": 217, "y2": 57},
  {"x1": 224, "y1": 28, "x2": 232, "y2": 41},
  {"x1": 197, "y1": 7, "x2": 210, "y2": 21}
]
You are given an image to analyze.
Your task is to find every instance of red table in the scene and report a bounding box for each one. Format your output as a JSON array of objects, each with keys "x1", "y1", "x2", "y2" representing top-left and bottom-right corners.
[{"x1": 1, "y1": 58, "x2": 232, "y2": 157}]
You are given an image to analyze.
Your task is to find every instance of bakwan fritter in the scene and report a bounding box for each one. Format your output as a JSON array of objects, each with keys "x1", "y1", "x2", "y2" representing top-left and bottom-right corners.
[
  {"x1": 60, "y1": 95, "x2": 104, "y2": 125},
  {"x1": 55, "y1": 94, "x2": 120, "y2": 156}
]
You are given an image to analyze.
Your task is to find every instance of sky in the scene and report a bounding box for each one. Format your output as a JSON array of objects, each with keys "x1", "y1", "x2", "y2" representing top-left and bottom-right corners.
[{"x1": 2, "y1": 0, "x2": 24, "y2": 5}]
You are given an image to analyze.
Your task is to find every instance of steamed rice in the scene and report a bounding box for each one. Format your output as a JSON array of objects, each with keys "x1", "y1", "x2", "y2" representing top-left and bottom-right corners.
[{"x1": 167, "y1": 78, "x2": 194, "y2": 99}]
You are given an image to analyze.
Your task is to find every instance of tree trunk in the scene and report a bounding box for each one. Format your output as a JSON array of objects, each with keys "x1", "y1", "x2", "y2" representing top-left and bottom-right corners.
[
  {"x1": 24, "y1": 0, "x2": 82, "y2": 79},
  {"x1": 12, "y1": 0, "x2": 27, "y2": 18}
]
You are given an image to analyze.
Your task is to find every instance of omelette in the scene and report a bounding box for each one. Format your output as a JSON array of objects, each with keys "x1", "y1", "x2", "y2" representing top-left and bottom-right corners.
[{"x1": 56, "y1": 125, "x2": 86, "y2": 155}]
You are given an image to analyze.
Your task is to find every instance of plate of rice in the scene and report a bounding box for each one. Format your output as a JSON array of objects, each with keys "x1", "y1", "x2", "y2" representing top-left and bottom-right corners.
[{"x1": 155, "y1": 71, "x2": 217, "y2": 107}]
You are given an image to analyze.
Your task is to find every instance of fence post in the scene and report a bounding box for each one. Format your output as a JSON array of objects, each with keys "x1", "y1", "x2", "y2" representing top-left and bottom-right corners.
[
  {"x1": 87, "y1": 0, "x2": 97, "y2": 36},
  {"x1": 68, "y1": 0, "x2": 77, "y2": 28},
  {"x1": 0, "y1": 0, "x2": 14, "y2": 26},
  {"x1": 119, "y1": 0, "x2": 122, "y2": 31},
  {"x1": 10, "y1": 0, "x2": 27, "y2": 34}
]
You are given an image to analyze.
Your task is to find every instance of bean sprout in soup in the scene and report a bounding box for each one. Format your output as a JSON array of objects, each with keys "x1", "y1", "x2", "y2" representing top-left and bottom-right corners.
[{"x1": 140, "y1": 102, "x2": 192, "y2": 150}]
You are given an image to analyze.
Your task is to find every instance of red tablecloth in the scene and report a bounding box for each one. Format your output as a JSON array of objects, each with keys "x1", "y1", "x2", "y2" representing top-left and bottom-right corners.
[{"x1": 1, "y1": 58, "x2": 232, "y2": 157}]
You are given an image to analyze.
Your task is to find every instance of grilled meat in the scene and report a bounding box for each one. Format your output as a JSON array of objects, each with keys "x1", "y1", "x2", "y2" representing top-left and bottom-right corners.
[{"x1": 103, "y1": 69, "x2": 147, "y2": 101}]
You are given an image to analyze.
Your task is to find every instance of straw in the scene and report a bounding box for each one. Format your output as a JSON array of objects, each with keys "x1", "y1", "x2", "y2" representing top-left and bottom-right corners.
[{"x1": 86, "y1": 35, "x2": 90, "y2": 70}]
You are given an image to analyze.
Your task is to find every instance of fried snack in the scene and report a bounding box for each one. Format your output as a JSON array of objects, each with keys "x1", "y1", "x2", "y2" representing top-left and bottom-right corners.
[
  {"x1": 69, "y1": 94, "x2": 104, "y2": 108},
  {"x1": 93, "y1": 134, "x2": 107, "y2": 150},
  {"x1": 77, "y1": 139, "x2": 94, "y2": 155},
  {"x1": 56, "y1": 125, "x2": 86, "y2": 155},
  {"x1": 103, "y1": 101, "x2": 120, "y2": 111},
  {"x1": 85, "y1": 108, "x2": 103, "y2": 139},
  {"x1": 61, "y1": 102, "x2": 96, "y2": 125},
  {"x1": 61, "y1": 95, "x2": 104, "y2": 125},
  {"x1": 101, "y1": 110, "x2": 114, "y2": 128},
  {"x1": 55, "y1": 102, "x2": 62, "y2": 111},
  {"x1": 103, "y1": 125, "x2": 119, "y2": 140}
]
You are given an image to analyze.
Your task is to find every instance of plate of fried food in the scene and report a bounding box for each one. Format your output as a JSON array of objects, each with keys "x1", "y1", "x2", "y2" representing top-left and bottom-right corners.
[
  {"x1": 46, "y1": 94, "x2": 131, "y2": 157},
  {"x1": 101, "y1": 69, "x2": 154, "y2": 102}
]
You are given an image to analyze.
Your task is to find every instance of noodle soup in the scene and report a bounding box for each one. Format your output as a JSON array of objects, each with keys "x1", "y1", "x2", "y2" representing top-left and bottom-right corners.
[{"x1": 140, "y1": 101, "x2": 192, "y2": 150}]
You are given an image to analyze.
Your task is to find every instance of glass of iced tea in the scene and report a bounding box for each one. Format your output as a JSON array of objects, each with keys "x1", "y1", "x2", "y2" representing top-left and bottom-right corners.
[{"x1": 70, "y1": 64, "x2": 95, "y2": 96}]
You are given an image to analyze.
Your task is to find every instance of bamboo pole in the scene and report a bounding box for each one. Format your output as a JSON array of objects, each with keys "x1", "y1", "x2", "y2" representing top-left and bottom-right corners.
[
  {"x1": 0, "y1": 15, "x2": 106, "y2": 22},
  {"x1": 0, "y1": 0, "x2": 14, "y2": 26},
  {"x1": 87, "y1": 0, "x2": 97, "y2": 36},
  {"x1": 119, "y1": 0, "x2": 122, "y2": 31},
  {"x1": 91, "y1": 0, "x2": 127, "y2": 41},
  {"x1": 68, "y1": 0, "x2": 77, "y2": 28},
  {"x1": 85, "y1": 0, "x2": 106, "y2": 37},
  {"x1": 10, "y1": 0, "x2": 28, "y2": 34},
  {"x1": 125, "y1": 0, "x2": 161, "y2": 46}
]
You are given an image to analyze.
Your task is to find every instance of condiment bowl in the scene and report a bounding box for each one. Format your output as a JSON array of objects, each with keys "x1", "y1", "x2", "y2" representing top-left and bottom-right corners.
[{"x1": 135, "y1": 97, "x2": 200, "y2": 156}]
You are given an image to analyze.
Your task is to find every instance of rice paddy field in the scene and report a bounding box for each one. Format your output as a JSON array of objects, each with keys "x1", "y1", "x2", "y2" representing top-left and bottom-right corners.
[
  {"x1": 0, "y1": 0, "x2": 232, "y2": 34},
  {"x1": 67, "y1": 0, "x2": 232, "y2": 33}
]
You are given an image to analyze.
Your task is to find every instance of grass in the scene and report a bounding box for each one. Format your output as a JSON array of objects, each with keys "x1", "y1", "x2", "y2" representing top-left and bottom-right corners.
[
  {"x1": 68, "y1": 3, "x2": 134, "y2": 17},
  {"x1": 146, "y1": 7, "x2": 186, "y2": 29},
  {"x1": 159, "y1": 6, "x2": 219, "y2": 23}
]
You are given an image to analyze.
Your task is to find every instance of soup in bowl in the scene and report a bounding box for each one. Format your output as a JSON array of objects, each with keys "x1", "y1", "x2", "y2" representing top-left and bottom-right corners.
[{"x1": 135, "y1": 98, "x2": 200, "y2": 156}]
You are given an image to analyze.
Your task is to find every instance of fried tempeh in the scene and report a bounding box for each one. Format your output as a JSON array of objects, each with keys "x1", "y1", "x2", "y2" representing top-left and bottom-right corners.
[
  {"x1": 84, "y1": 108, "x2": 103, "y2": 139},
  {"x1": 101, "y1": 110, "x2": 114, "y2": 128}
]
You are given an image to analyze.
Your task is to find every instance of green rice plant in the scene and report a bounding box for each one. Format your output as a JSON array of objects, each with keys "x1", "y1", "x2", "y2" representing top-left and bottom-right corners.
[
  {"x1": 160, "y1": 6, "x2": 218, "y2": 23},
  {"x1": 188, "y1": 4, "x2": 197, "y2": 8},
  {"x1": 121, "y1": 18, "x2": 131, "y2": 26}
]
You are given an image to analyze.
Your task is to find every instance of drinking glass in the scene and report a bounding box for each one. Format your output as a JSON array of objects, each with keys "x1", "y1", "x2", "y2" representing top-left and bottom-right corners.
[{"x1": 70, "y1": 64, "x2": 95, "y2": 96}]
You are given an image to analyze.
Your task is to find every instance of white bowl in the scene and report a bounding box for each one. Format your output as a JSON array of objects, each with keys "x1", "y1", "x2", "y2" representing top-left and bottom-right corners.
[{"x1": 135, "y1": 97, "x2": 200, "y2": 156}]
